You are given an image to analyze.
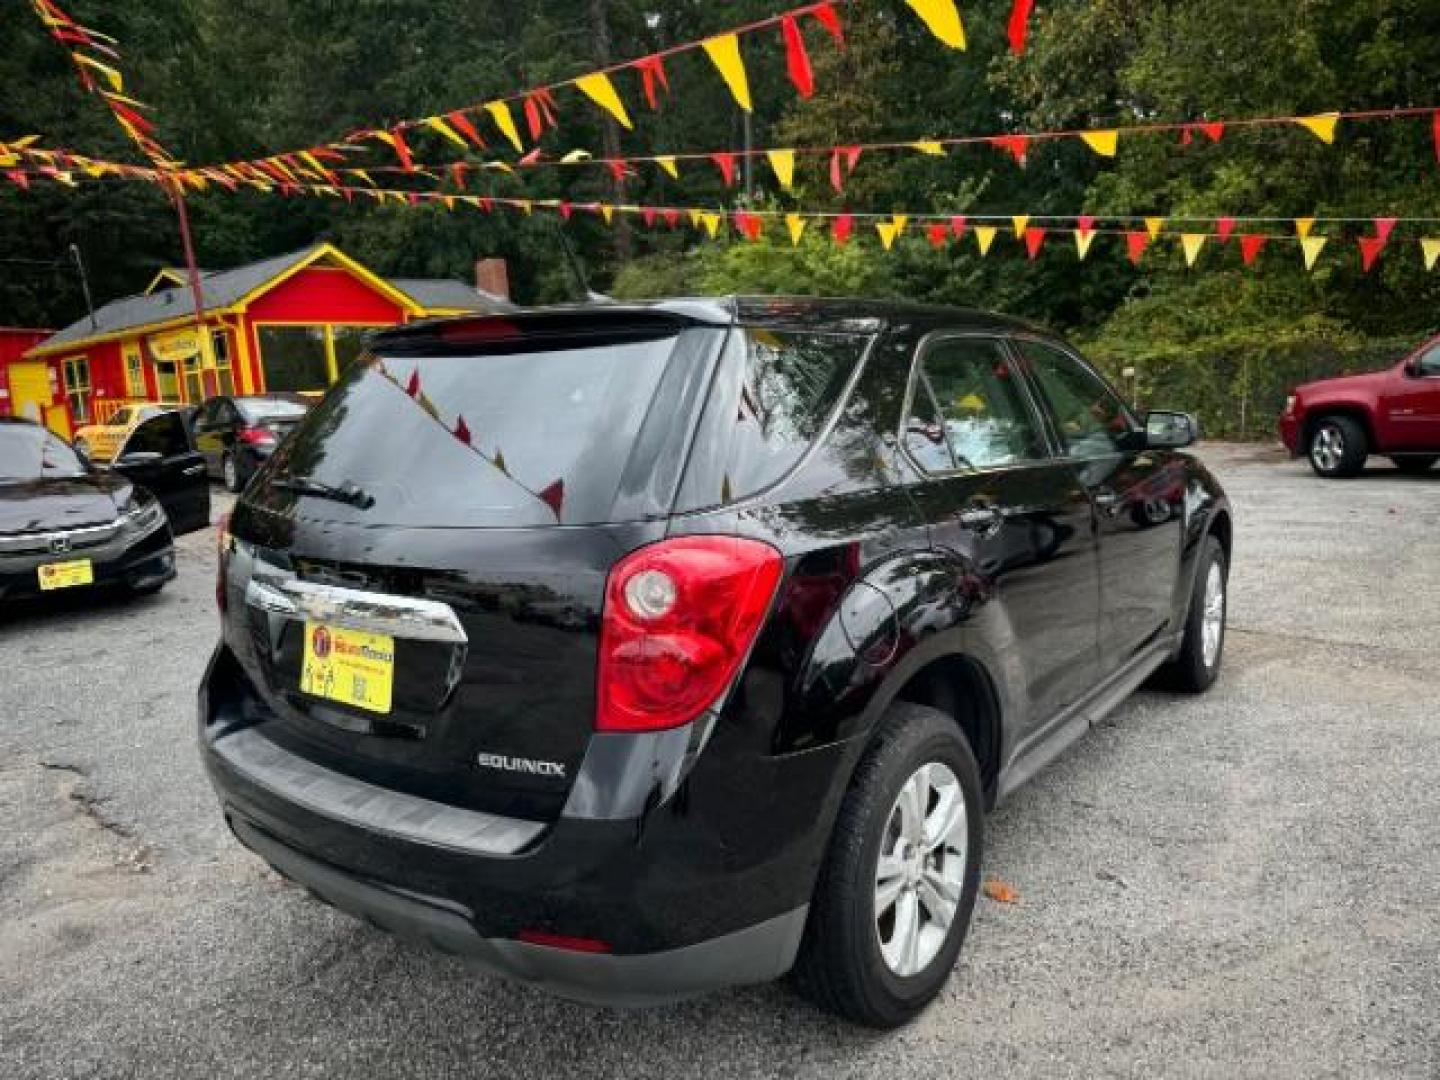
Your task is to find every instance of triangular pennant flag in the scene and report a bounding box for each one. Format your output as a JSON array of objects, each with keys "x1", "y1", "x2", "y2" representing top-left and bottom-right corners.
[
  {"x1": 1300, "y1": 236, "x2": 1327, "y2": 271},
  {"x1": 653, "y1": 155, "x2": 679, "y2": 179},
  {"x1": 1358, "y1": 236, "x2": 1385, "y2": 273},
  {"x1": 485, "y1": 101, "x2": 524, "y2": 152},
  {"x1": 991, "y1": 134, "x2": 1029, "y2": 165},
  {"x1": 492, "y1": 450, "x2": 508, "y2": 475},
  {"x1": 1295, "y1": 112, "x2": 1339, "y2": 144},
  {"x1": 559, "y1": 201, "x2": 573, "y2": 220},
  {"x1": 1374, "y1": 217, "x2": 1397, "y2": 245},
  {"x1": 711, "y1": 152, "x2": 737, "y2": 187},
  {"x1": 1216, "y1": 217, "x2": 1236, "y2": 243},
  {"x1": 905, "y1": 0, "x2": 967, "y2": 49},
  {"x1": 1024, "y1": 228, "x2": 1046, "y2": 259},
  {"x1": 448, "y1": 111, "x2": 486, "y2": 148},
  {"x1": 1421, "y1": 238, "x2": 1440, "y2": 271},
  {"x1": 688, "y1": 208, "x2": 704, "y2": 228},
  {"x1": 1144, "y1": 217, "x2": 1164, "y2": 240},
  {"x1": 537, "y1": 479, "x2": 565, "y2": 518},
  {"x1": 599, "y1": 204, "x2": 615, "y2": 224},
  {"x1": 949, "y1": 215, "x2": 968, "y2": 238},
  {"x1": 1126, "y1": 230, "x2": 1151, "y2": 265},
  {"x1": 974, "y1": 225, "x2": 998, "y2": 255},
  {"x1": 876, "y1": 221, "x2": 898, "y2": 250},
  {"x1": 1181, "y1": 233, "x2": 1207, "y2": 267},
  {"x1": 767, "y1": 148, "x2": 796, "y2": 190},
  {"x1": 735, "y1": 211, "x2": 763, "y2": 241},
  {"x1": 1074, "y1": 228, "x2": 1097, "y2": 260},
  {"x1": 702, "y1": 212, "x2": 722, "y2": 239},
  {"x1": 830, "y1": 149, "x2": 846, "y2": 193},
  {"x1": 663, "y1": 208, "x2": 680, "y2": 228},
  {"x1": 642, "y1": 207, "x2": 657, "y2": 228},
  {"x1": 575, "y1": 73, "x2": 633, "y2": 130},
  {"x1": 1294, "y1": 217, "x2": 1315, "y2": 239},
  {"x1": 702, "y1": 34, "x2": 752, "y2": 112},
  {"x1": 891, "y1": 213, "x2": 909, "y2": 237},
  {"x1": 781, "y1": 15, "x2": 815, "y2": 98},
  {"x1": 1080, "y1": 130, "x2": 1119, "y2": 157},
  {"x1": 560, "y1": 150, "x2": 593, "y2": 164},
  {"x1": 832, "y1": 213, "x2": 854, "y2": 245},
  {"x1": 1232, "y1": 236, "x2": 1267, "y2": 267},
  {"x1": 425, "y1": 115, "x2": 469, "y2": 149},
  {"x1": 812, "y1": 2, "x2": 845, "y2": 48},
  {"x1": 911, "y1": 140, "x2": 945, "y2": 156},
  {"x1": 787, "y1": 213, "x2": 808, "y2": 245},
  {"x1": 635, "y1": 56, "x2": 670, "y2": 111},
  {"x1": 926, "y1": 222, "x2": 948, "y2": 248},
  {"x1": 1199, "y1": 121, "x2": 1224, "y2": 143},
  {"x1": 1012, "y1": 215, "x2": 1030, "y2": 238},
  {"x1": 1008, "y1": 0, "x2": 1035, "y2": 54}
]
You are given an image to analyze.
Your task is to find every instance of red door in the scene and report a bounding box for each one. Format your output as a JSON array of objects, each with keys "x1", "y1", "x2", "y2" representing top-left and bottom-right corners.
[{"x1": 1381, "y1": 340, "x2": 1440, "y2": 450}]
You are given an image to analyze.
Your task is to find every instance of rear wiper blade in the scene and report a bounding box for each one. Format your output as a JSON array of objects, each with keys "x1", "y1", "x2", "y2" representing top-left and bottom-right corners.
[{"x1": 272, "y1": 475, "x2": 375, "y2": 509}]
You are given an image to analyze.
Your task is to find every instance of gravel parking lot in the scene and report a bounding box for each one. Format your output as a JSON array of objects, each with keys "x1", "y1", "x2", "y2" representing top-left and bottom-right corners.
[{"x1": 2, "y1": 444, "x2": 1436, "y2": 1079}]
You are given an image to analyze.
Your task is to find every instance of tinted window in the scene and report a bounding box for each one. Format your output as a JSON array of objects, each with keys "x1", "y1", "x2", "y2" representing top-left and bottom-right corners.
[
  {"x1": 1415, "y1": 342, "x2": 1440, "y2": 376},
  {"x1": 257, "y1": 333, "x2": 684, "y2": 527},
  {"x1": 121, "y1": 412, "x2": 190, "y2": 457},
  {"x1": 0, "y1": 425, "x2": 86, "y2": 482},
  {"x1": 905, "y1": 337, "x2": 1045, "y2": 471},
  {"x1": 1016, "y1": 340, "x2": 1134, "y2": 457}
]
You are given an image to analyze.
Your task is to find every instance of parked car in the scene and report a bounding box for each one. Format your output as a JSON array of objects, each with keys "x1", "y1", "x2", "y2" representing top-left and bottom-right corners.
[
  {"x1": 192, "y1": 393, "x2": 312, "y2": 491},
  {"x1": 199, "y1": 298, "x2": 1231, "y2": 1027},
  {"x1": 0, "y1": 412, "x2": 209, "y2": 602},
  {"x1": 1280, "y1": 333, "x2": 1440, "y2": 477},
  {"x1": 73, "y1": 402, "x2": 169, "y2": 463}
]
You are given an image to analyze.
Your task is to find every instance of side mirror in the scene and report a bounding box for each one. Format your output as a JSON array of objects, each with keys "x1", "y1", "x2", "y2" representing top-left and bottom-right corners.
[
  {"x1": 1144, "y1": 410, "x2": 1199, "y2": 449},
  {"x1": 1403, "y1": 360, "x2": 1420, "y2": 378},
  {"x1": 114, "y1": 450, "x2": 163, "y2": 468}
]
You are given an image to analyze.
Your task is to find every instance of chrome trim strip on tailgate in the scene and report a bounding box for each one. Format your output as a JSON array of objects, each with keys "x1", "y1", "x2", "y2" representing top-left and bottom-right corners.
[
  {"x1": 245, "y1": 575, "x2": 468, "y2": 644},
  {"x1": 211, "y1": 725, "x2": 545, "y2": 855}
]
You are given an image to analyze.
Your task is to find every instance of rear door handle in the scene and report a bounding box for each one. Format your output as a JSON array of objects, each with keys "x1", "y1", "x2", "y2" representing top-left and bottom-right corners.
[{"x1": 957, "y1": 504, "x2": 1004, "y2": 536}]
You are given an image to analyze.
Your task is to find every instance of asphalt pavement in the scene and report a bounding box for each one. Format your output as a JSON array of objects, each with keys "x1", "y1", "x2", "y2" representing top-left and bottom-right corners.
[{"x1": 2, "y1": 445, "x2": 1436, "y2": 1079}]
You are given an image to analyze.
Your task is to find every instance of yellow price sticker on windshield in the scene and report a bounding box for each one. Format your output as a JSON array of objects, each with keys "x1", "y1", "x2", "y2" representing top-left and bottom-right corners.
[{"x1": 300, "y1": 623, "x2": 395, "y2": 714}]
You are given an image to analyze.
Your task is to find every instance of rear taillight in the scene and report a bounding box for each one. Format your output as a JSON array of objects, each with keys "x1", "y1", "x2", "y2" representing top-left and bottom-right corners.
[
  {"x1": 596, "y1": 536, "x2": 783, "y2": 733},
  {"x1": 215, "y1": 512, "x2": 231, "y2": 612},
  {"x1": 237, "y1": 426, "x2": 276, "y2": 446}
]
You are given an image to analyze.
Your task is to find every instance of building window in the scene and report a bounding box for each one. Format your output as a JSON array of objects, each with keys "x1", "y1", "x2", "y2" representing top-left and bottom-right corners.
[
  {"x1": 122, "y1": 344, "x2": 146, "y2": 398},
  {"x1": 257, "y1": 326, "x2": 330, "y2": 392},
  {"x1": 329, "y1": 326, "x2": 372, "y2": 377},
  {"x1": 63, "y1": 356, "x2": 91, "y2": 423},
  {"x1": 211, "y1": 330, "x2": 235, "y2": 396}
]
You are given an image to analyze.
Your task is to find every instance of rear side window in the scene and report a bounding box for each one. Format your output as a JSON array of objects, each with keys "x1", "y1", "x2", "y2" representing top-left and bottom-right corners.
[
  {"x1": 255, "y1": 332, "x2": 685, "y2": 527},
  {"x1": 677, "y1": 329, "x2": 869, "y2": 509},
  {"x1": 122, "y1": 413, "x2": 190, "y2": 458}
]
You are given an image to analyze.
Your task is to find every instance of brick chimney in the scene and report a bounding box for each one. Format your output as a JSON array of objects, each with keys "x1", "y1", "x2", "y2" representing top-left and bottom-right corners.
[{"x1": 475, "y1": 258, "x2": 510, "y2": 300}]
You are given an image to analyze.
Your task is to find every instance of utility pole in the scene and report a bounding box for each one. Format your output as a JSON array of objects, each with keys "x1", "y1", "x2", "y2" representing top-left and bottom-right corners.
[{"x1": 68, "y1": 243, "x2": 97, "y2": 331}]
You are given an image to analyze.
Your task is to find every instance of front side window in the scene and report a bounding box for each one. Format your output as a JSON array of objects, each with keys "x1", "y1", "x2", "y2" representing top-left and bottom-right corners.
[
  {"x1": 121, "y1": 412, "x2": 189, "y2": 458},
  {"x1": 904, "y1": 337, "x2": 1046, "y2": 472},
  {"x1": 1413, "y1": 342, "x2": 1440, "y2": 377},
  {"x1": 1015, "y1": 339, "x2": 1134, "y2": 458}
]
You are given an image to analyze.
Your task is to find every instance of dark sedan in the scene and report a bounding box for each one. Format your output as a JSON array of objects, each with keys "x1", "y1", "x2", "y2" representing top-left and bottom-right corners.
[
  {"x1": 193, "y1": 394, "x2": 311, "y2": 491},
  {"x1": 0, "y1": 415, "x2": 209, "y2": 603}
]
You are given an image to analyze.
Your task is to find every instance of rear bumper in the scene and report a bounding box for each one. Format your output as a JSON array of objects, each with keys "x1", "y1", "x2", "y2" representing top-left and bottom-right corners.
[{"x1": 199, "y1": 642, "x2": 832, "y2": 1005}]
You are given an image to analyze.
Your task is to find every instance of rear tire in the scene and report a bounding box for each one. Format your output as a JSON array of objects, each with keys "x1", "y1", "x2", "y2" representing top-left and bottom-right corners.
[
  {"x1": 793, "y1": 703, "x2": 983, "y2": 1028},
  {"x1": 1307, "y1": 416, "x2": 1367, "y2": 478},
  {"x1": 1153, "y1": 535, "x2": 1227, "y2": 693},
  {"x1": 1391, "y1": 456, "x2": 1437, "y2": 475}
]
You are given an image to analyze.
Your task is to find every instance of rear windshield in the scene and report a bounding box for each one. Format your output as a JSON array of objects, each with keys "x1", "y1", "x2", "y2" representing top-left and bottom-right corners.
[
  {"x1": 254, "y1": 331, "x2": 683, "y2": 527},
  {"x1": 0, "y1": 425, "x2": 86, "y2": 483}
]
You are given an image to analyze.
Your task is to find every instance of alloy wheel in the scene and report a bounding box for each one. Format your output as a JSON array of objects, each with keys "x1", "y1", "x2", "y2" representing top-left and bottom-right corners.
[
  {"x1": 1201, "y1": 561, "x2": 1225, "y2": 669},
  {"x1": 1311, "y1": 425, "x2": 1343, "y2": 473},
  {"x1": 874, "y1": 761, "x2": 967, "y2": 977}
]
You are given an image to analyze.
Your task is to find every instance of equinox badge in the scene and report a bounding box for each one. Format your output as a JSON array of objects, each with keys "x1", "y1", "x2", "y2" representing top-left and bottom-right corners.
[{"x1": 476, "y1": 752, "x2": 566, "y2": 779}]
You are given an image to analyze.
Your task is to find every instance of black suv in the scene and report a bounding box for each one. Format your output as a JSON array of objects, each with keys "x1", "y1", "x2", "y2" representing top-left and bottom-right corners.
[{"x1": 201, "y1": 298, "x2": 1231, "y2": 1027}]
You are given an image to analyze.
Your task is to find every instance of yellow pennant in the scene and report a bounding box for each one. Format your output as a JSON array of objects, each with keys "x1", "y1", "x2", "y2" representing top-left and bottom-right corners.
[
  {"x1": 891, "y1": 213, "x2": 910, "y2": 236},
  {"x1": 1422, "y1": 238, "x2": 1440, "y2": 272},
  {"x1": 299, "y1": 151, "x2": 331, "y2": 177},
  {"x1": 1295, "y1": 112, "x2": 1339, "y2": 144},
  {"x1": 767, "y1": 149, "x2": 796, "y2": 190},
  {"x1": 701, "y1": 212, "x2": 723, "y2": 239},
  {"x1": 517, "y1": 199, "x2": 533, "y2": 215},
  {"x1": 443, "y1": 196, "x2": 456, "y2": 210},
  {"x1": 485, "y1": 101, "x2": 524, "y2": 152},
  {"x1": 425, "y1": 116, "x2": 469, "y2": 149},
  {"x1": 1300, "y1": 235, "x2": 1327, "y2": 271},
  {"x1": 351, "y1": 169, "x2": 375, "y2": 187},
  {"x1": 702, "y1": 34, "x2": 752, "y2": 112},
  {"x1": 482, "y1": 161, "x2": 514, "y2": 175},
  {"x1": 906, "y1": 0, "x2": 967, "y2": 49},
  {"x1": 688, "y1": 208, "x2": 704, "y2": 228},
  {"x1": 560, "y1": 150, "x2": 593, "y2": 163},
  {"x1": 1180, "y1": 233, "x2": 1207, "y2": 266},
  {"x1": 1074, "y1": 229, "x2": 1097, "y2": 260},
  {"x1": 1145, "y1": 217, "x2": 1165, "y2": 240},
  {"x1": 911, "y1": 140, "x2": 945, "y2": 156},
  {"x1": 599, "y1": 204, "x2": 614, "y2": 225},
  {"x1": 786, "y1": 213, "x2": 807, "y2": 245},
  {"x1": 575, "y1": 73, "x2": 634, "y2": 130},
  {"x1": 653, "y1": 155, "x2": 679, "y2": 178},
  {"x1": 1294, "y1": 217, "x2": 1315, "y2": 239},
  {"x1": 1080, "y1": 130, "x2": 1119, "y2": 157},
  {"x1": 1012, "y1": 215, "x2": 1030, "y2": 238},
  {"x1": 876, "y1": 221, "x2": 899, "y2": 250},
  {"x1": 974, "y1": 225, "x2": 998, "y2": 255},
  {"x1": 73, "y1": 54, "x2": 124, "y2": 93}
]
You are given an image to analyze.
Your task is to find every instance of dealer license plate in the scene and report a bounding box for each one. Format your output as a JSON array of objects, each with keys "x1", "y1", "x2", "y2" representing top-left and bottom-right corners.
[
  {"x1": 38, "y1": 559, "x2": 94, "y2": 590},
  {"x1": 300, "y1": 622, "x2": 395, "y2": 714}
]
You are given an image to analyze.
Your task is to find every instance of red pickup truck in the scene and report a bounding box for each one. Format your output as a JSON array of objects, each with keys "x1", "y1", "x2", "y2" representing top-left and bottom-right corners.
[{"x1": 1280, "y1": 334, "x2": 1440, "y2": 477}]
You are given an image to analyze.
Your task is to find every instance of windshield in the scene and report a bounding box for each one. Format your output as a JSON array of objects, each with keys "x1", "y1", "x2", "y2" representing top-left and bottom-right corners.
[
  {"x1": 238, "y1": 396, "x2": 309, "y2": 423},
  {"x1": 254, "y1": 330, "x2": 685, "y2": 526},
  {"x1": 0, "y1": 425, "x2": 88, "y2": 482}
]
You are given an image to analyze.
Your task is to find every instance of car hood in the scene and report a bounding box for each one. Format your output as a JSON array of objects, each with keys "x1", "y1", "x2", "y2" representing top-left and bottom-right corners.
[
  {"x1": 1295, "y1": 369, "x2": 1389, "y2": 397},
  {"x1": 0, "y1": 474, "x2": 131, "y2": 534}
]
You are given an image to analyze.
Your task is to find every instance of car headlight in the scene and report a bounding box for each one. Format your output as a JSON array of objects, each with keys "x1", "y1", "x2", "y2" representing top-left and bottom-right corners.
[{"x1": 123, "y1": 498, "x2": 166, "y2": 535}]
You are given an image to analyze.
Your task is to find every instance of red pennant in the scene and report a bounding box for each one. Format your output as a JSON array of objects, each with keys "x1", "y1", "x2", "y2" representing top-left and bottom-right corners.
[
  {"x1": 811, "y1": 2, "x2": 845, "y2": 48},
  {"x1": 991, "y1": 135, "x2": 1029, "y2": 166},
  {"x1": 832, "y1": 213, "x2": 854, "y2": 245},
  {"x1": 1125, "y1": 230, "x2": 1150, "y2": 265},
  {"x1": 478, "y1": 197, "x2": 494, "y2": 212},
  {"x1": 782, "y1": 16, "x2": 814, "y2": 98},
  {"x1": 1373, "y1": 217, "x2": 1397, "y2": 244},
  {"x1": 734, "y1": 211, "x2": 764, "y2": 241},
  {"x1": 1358, "y1": 236, "x2": 1386, "y2": 273},
  {"x1": 949, "y1": 215, "x2": 968, "y2": 238},
  {"x1": 518, "y1": 147, "x2": 543, "y2": 167},
  {"x1": 524, "y1": 97, "x2": 543, "y2": 141},
  {"x1": 389, "y1": 129, "x2": 414, "y2": 172},
  {"x1": 711, "y1": 152, "x2": 737, "y2": 187},
  {"x1": 605, "y1": 160, "x2": 628, "y2": 182},
  {"x1": 635, "y1": 56, "x2": 670, "y2": 111},
  {"x1": 1239, "y1": 234, "x2": 1266, "y2": 266},
  {"x1": 828, "y1": 145, "x2": 861, "y2": 193},
  {"x1": 5, "y1": 170, "x2": 29, "y2": 190},
  {"x1": 453, "y1": 416, "x2": 472, "y2": 446},
  {"x1": 1179, "y1": 128, "x2": 1193, "y2": 147},
  {"x1": 642, "y1": 207, "x2": 657, "y2": 227},
  {"x1": 449, "y1": 163, "x2": 469, "y2": 188},
  {"x1": 406, "y1": 192, "x2": 419, "y2": 206},
  {"x1": 1200, "y1": 121, "x2": 1225, "y2": 143},
  {"x1": 522, "y1": 90, "x2": 560, "y2": 140},
  {"x1": 1433, "y1": 110, "x2": 1440, "y2": 165},
  {"x1": 662, "y1": 208, "x2": 681, "y2": 228},
  {"x1": 559, "y1": 201, "x2": 572, "y2": 220},
  {"x1": 448, "y1": 111, "x2": 485, "y2": 147},
  {"x1": 1024, "y1": 227, "x2": 1047, "y2": 259},
  {"x1": 1216, "y1": 216, "x2": 1236, "y2": 243},
  {"x1": 1008, "y1": 0, "x2": 1035, "y2": 55},
  {"x1": 926, "y1": 222, "x2": 948, "y2": 248},
  {"x1": 538, "y1": 479, "x2": 565, "y2": 518},
  {"x1": 405, "y1": 370, "x2": 421, "y2": 397}
]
